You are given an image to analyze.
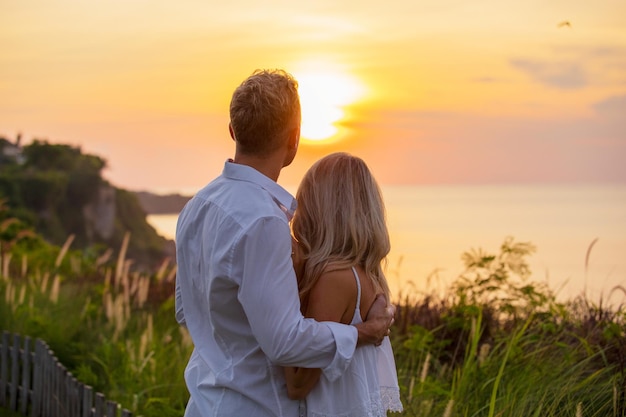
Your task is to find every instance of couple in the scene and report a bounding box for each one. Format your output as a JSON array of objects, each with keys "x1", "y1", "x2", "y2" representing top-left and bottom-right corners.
[{"x1": 175, "y1": 69, "x2": 403, "y2": 417}]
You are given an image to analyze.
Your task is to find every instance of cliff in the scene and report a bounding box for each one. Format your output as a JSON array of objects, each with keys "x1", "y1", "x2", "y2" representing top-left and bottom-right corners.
[{"x1": 0, "y1": 137, "x2": 174, "y2": 270}]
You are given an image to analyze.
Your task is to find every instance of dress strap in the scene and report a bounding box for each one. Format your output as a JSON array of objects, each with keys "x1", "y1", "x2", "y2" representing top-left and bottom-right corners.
[{"x1": 351, "y1": 266, "x2": 362, "y2": 317}]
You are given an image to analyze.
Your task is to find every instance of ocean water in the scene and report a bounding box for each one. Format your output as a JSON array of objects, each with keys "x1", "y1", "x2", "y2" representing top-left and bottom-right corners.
[{"x1": 147, "y1": 184, "x2": 626, "y2": 302}]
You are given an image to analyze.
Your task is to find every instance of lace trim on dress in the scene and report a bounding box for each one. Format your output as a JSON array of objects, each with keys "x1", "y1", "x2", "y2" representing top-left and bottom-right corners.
[
  {"x1": 306, "y1": 386, "x2": 403, "y2": 417},
  {"x1": 307, "y1": 396, "x2": 383, "y2": 417},
  {"x1": 381, "y1": 385, "x2": 403, "y2": 413}
]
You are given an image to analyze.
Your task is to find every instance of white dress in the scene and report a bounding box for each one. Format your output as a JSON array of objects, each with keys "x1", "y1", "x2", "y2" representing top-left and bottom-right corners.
[{"x1": 301, "y1": 267, "x2": 403, "y2": 417}]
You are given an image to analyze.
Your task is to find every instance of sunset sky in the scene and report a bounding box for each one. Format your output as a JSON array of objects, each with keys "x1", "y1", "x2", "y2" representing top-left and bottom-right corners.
[{"x1": 2, "y1": 0, "x2": 625, "y2": 193}]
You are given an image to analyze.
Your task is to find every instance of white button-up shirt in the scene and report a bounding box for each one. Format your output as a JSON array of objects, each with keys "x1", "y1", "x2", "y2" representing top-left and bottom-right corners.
[{"x1": 175, "y1": 161, "x2": 358, "y2": 417}]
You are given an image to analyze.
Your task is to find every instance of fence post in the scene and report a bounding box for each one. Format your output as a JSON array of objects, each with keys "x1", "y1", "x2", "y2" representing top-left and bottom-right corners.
[
  {"x1": 30, "y1": 340, "x2": 43, "y2": 417},
  {"x1": 95, "y1": 392, "x2": 105, "y2": 417},
  {"x1": 44, "y1": 346, "x2": 53, "y2": 417},
  {"x1": 82, "y1": 385, "x2": 93, "y2": 417},
  {"x1": 9, "y1": 333, "x2": 19, "y2": 410},
  {"x1": 67, "y1": 375, "x2": 79, "y2": 417},
  {"x1": 20, "y1": 336, "x2": 31, "y2": 415},
  {"x1": 0, "y1": 331, "x2": 8, "y2": 407},
  {"x1": 57, "y1": 358, "x2": 65, "y2": 417},
  {"x1": 106, "y1": 400, "x2": 118, "y2": 417}
]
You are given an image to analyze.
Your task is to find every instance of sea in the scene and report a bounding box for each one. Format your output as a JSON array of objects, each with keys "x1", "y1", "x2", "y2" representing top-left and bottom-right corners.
[{"x1": 147, "y1": 184, "x2": 626, "y2": 303}]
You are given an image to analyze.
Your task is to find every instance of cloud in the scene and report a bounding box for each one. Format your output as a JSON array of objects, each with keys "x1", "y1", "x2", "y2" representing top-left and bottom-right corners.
[
  {"x1": 593, "y1": 95, "x2": 626, "y2": 118},
  {"x1": 510, "y1": 44, "x2": 626, "y2": 90},
  {"x1": 510, "y1": 59, "x2": 588, "y2": 89}
]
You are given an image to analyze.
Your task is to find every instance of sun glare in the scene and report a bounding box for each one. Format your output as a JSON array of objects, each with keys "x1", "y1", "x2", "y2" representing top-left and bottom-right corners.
[{"x1": 294, "y1": 69, "x2": 364, "y2": 144}]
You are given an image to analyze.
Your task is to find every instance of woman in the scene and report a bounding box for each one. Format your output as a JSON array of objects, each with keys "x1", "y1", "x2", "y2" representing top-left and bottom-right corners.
[{"x1": 285, "y1": 152, "x2": 403, "y2": 416}]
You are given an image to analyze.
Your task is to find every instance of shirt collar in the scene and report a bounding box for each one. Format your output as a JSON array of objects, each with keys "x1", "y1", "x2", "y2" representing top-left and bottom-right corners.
[{"x1": 223, "y1": 160, "x2": 297, "y2": 220}]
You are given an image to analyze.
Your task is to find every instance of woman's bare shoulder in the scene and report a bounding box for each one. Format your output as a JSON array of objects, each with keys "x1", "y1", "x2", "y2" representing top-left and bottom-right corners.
[{"x1": 308, "y1": 267, "x2": 358, "y2": 324}]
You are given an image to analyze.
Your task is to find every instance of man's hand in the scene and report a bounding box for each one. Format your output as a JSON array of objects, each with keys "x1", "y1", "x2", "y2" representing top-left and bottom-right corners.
[{"x1": 355, "y1": 294, "x2": 395, "y2": 347}]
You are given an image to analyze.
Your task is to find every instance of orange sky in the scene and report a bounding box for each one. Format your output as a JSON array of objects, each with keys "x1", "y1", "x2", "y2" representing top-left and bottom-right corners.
[{"x1": 1, "y1": 0, "x2": 625, "y2": 193}]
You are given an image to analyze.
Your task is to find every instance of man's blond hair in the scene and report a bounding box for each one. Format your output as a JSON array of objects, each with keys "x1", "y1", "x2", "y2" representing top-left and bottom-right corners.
[{"x1": 229, "y1": 69, "x2": 301, "y2": 157}]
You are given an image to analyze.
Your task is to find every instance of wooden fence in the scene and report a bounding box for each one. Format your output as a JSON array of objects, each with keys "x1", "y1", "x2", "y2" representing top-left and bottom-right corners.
[{"x1": 0, "y1": 331, "x2": 132, "y2": 417}]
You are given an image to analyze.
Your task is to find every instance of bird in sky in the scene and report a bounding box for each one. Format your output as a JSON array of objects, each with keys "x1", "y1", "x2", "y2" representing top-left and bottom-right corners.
[{"x1": 557, "y1": 21, "x2": 572, "y2": 28}]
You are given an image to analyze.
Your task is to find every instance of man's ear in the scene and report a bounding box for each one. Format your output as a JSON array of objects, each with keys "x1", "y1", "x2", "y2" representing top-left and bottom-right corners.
[
  {"x1": 229, "y1": 123, "x2": 236, "y2": 141},
  {"x1": 288, "y1": 126, "x2": 300, "y2": 150}
]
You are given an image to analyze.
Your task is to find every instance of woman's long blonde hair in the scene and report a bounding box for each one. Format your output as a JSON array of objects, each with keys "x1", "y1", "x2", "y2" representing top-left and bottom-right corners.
[{"x1": 292, "y1": 152, "x2": 391, "y2": 303}]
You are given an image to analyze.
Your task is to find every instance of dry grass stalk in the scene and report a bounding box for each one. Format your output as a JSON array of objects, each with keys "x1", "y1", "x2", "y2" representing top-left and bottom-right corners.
[
  {"x1": 155, "y1": 259, "x2": 170, "y2": 282},
  {"x1": 54, "y1": 234, "x2": 75, "y2": 267},
  {"x1": 104, "y1": 291, "x2": 113, "y2": 322},
  {"x1": 408, "y1": 376, "x2": 415, "y2": 402},
  {"x1": 576, "y1": 401, "x2": 583, "y2": 417},
  {"x1": 21, "y1": 254, "x2": 27, "y2": 278},
  {"x1": 166, "y1": 265, "x2": 177, "y2": 283},
  {"x1": 420, "y1": 352, "x2": 432, "y2": 383},
  {"x1": 18, "y1": 285, "x2": 26, "y2": 305},
  {"x1": 104, "y1": 268, "x2": 111, "y2": 291},
  {"x1": 139, "y1": 314, "x2": 154, "y2": 360},
  {"x1": 95, "y1": 248, "x2": 113, "y2": 268},
  {"x1": 130, "y1": 273, "x2": 139, "y2": 297},
  {"x1": 478, "y1": 343, "x2": 491, "y2": 366},
  {"x1": 115, "y1": 232, "x2": 131, "y2": 285},
  {"x1": 1, "y1": 252, "x2": 12, "y2": 280},
  {"x1": 112, "y1": 294, "x2": 128, "y2": 341},
  {"x1": 40, "y1": 272, "x2": 49, "y2": 293},
  {"x1": 50, "y1": 274, "x2": 60, "y2": 303},
  {"x1": 442, "y1": 398, "x2": 454, "y2": 417},
  {"x1": 122, "y1": 267, "x2": 130, "y2": 309},
  {"x1": 5, "y1": 281, "x2": 14, "y2": 307},
  {"x1": 137, "y1": 276, "x2": 150, "y2": 308}
]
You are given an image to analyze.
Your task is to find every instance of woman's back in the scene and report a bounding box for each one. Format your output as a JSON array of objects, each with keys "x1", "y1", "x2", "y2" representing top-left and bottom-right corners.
[{"x1": 302, "y1": 267, "x2": 402, "y2": 417}]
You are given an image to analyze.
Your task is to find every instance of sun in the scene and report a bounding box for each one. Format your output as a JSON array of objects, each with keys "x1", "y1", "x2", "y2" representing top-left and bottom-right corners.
[{"x1": 293, "y1": 69, "x2": 364, "y2": 144}]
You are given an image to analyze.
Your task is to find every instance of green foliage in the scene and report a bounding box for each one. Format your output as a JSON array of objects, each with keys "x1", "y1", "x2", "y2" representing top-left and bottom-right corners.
[
  {"x1": 22, "y1": 140, "x2": 106, "y2": 174},
  {"x1": 393, "y1": 237, "x2": 626, "y2": 416},
  {"x1": 0, "y1": 138, "x2": 171, "y2": 269},
  {"x1": 453, "y1": 236, "x2": 554, "y2": 319}
]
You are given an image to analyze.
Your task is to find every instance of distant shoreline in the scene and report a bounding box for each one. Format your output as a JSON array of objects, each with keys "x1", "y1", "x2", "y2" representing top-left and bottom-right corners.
[{"x1": 134, "y1": 191, "x2": 191, "y2": 214}]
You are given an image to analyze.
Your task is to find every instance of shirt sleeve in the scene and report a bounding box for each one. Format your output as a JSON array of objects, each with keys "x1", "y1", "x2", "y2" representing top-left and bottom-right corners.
[
  {"x1": 235, "y1": 216, "x2": 357, "y2": 380},
  {"x1": 175, "y1": 278, "x2": 186, "y2": 326}
]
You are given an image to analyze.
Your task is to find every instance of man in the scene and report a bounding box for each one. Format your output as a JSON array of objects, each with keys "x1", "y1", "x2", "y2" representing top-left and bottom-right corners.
[{"x1": 175, "y1": 69, "x2": 395, "y2": 416}]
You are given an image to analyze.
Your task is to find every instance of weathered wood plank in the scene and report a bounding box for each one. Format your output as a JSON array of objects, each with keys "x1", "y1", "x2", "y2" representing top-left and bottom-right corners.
[
  {"x1": 0, "y1": 331, "x2": 7, "y2": 407},
  {"x1": 68, "y1": 375, "x2": 79, "y2": 417},
  {"x1": 95, "y1": 392, "x2": 105, "y2": 417},
  {"x1": 106, "y1": 400, "x2": 118, "y2": 417},
  {"x1": 30, "y1": 340, "x2": 43, "y2": 417},
  {"x1": 9, "y1": 333, "x2": 19, "y2": 410},
  {"x1": 82, "y1": 385, "x2": 93, "y2": 417},
  {"x1": 44, "y1": 347, "x2": 53, "y2": 417},
  {"x1": 55, "y1": 361, "x2": 64, "y2": 417},
  {"x1": 20, "y1": 336, "x2": 31, "y2": 415}
]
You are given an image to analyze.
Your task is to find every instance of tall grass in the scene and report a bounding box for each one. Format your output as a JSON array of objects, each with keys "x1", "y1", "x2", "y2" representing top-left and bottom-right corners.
[
  {"x1": 391, "y1": 237, "x2": 625, "y2": 416},
  {"x1": 1, "y1": 232, "x2": 190, "y2": 416},
  {"x1": 1, "y1": 228, "x2": 624, "y2": 416}
]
